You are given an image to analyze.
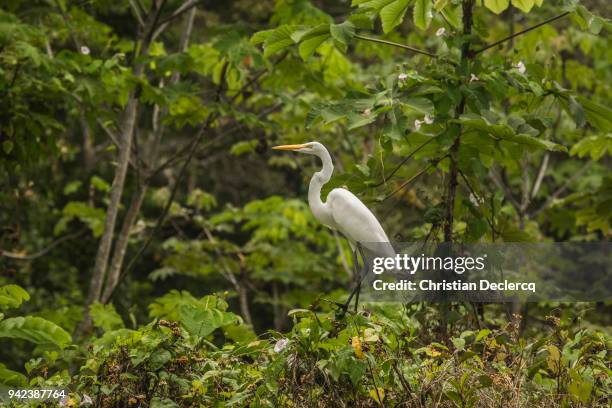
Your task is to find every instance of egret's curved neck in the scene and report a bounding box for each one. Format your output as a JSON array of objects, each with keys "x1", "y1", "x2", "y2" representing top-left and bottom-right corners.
[{"x1": 308, "y1": 147, "x2": 334, "y2": 225}]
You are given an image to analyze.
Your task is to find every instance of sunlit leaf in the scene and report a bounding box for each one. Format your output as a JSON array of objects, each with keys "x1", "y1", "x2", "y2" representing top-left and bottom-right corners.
[{"x1": 484, "y1": 0, "x2": 510, "y2": 14}]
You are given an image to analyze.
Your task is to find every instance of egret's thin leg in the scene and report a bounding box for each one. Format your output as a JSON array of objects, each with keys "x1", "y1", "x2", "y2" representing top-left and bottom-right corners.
[
  {"x1": 352, "y1": 249, "x2": 360, "y2": 287},
  {"x1": 339, "y1": 250, "x2": 360, "y2": 315},
  {"x1": 341, "y1": 245, "x2": 368, "y2": 314},
  {"x1": 353, "y1": 245, "x2": 367, "y2": 312}
]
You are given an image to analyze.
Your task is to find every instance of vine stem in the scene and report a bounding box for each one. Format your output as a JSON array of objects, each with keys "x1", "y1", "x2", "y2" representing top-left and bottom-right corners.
[
  {"x1": 379, "y1": 156, "x2": 446, "y2": 203},
  {"x1": 370, "y1": 137, "x2": 437, "y2": 188},
  {"x1": 474, "y1": 12, "x2": 570, "y2": 54},
  {"x1": 354, "y1": 34, "x2": 437, "y2": 58}
]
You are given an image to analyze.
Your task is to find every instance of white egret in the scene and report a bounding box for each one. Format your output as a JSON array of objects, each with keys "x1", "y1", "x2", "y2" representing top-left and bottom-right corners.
[{"x1": 272, "y1": 142, "x2": 395, "y2": 312}]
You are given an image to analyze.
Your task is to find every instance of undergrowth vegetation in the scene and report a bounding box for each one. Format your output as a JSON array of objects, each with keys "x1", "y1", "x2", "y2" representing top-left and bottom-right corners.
[{"x1": 1, "y1": 285, "x2": 610, "y2": 407}]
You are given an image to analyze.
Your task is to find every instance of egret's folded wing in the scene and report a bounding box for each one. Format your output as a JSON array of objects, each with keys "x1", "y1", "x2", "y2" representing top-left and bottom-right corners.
[{"x1": 327, "y1": 188, "x2": 394, "y2": 257}]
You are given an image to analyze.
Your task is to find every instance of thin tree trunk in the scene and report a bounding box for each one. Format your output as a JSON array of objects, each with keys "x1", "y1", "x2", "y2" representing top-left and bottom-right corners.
[
  {"x1": 98, "y1": 8, "x2": 197, "y2": 304},
  {"x1": 440, "y1": 0, "x2": 474, "y2": 339},
  {"x1": 81, "y1": 89, "x2": 140, "y2": 321},
  {"x1": 238, "y1": 286, "x2": 254, "y2": 327},
  {"x1": 444, "y1": 0, "x2": 474, "y2": 243},
  {"x1": 100, "y1": 184, "x2": 147, "y2": 303}
]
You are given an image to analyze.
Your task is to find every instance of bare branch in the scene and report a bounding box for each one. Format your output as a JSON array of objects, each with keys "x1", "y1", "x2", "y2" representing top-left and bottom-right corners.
[
  {"x1": 151, "y1": 0, "x2": 201, "y2": 42},
  {"x1": 354, "y1": 34, "x2": 437, "y2": 58},
  {"x1": 530, "y1": 153, "x2": 549, "y2": 199},
  {"x1": 531, "y1": 161, "x2": 593, "y2": 217},
  {"x1": 129, "y1": 0, "x2": 146, "y2": 27},
  {"x1": 158, "y1": 0, "x2": 200, "y2": 27},
  {"x1": 1, "y1": 229, "x2": 86, "y2": 260},
  {"x1": 475, "y1": 12, "x2": 570, "y2": 55},
  {"x1": 370, "y1": 137, "x2": 437, "y2": 188},
  {"x1": 95, "y1": 118, "x2": 144, "y2": 171},
  {"x1": 380, "y1": 156, "x2": 446, "y2": 202}
]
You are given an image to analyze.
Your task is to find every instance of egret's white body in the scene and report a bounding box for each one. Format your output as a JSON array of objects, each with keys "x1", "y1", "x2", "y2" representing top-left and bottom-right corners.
[{"x1": 273, "y1": 142, "x2": 394, "y2": 258}]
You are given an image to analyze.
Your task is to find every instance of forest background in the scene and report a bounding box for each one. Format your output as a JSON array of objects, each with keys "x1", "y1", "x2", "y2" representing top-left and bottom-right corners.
[{"x1": 0, "y1": 0, "x2": 610, "y2": 406}]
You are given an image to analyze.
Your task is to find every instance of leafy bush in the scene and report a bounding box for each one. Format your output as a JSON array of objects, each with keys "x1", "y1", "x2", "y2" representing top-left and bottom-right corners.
[{"x1": 3, "y1": 290, "x2": 609, "y2": 407}]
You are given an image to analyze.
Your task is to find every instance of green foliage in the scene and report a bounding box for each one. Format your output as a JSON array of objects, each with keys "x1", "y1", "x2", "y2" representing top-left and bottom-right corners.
[
  {"x1": 484, "y1": 0, "x2": 510, "y2": 15},
  {"x1": 570, "y1": 134, "x2": 612, "y2": 160},
  {"x1": 0, "y1": 285, "x2": 72, "y2": 353},
  {"x1": 54, "y1": 201, "x2": 106, "y2": 237},
  {"x1": 17, "y1": 300, "x2": 607, "y2": 407},
  {"x1": 90, "y1": 302, "x2": 124, "y2": 332},
  {"x1": 0, "y1": 316, "x2": 71, "y2": 348},
  {"x1": 1, "y1": 0, "x2": 611, "y2": 406},
  {"x1": 179, "y1": 305, "x2": 241, "y2": 338},
  {"x1": 380, "y1": 0, "x2": 411, "y2": 33},
  {"x1": 0, "y1": 285, "x2": 30, "y2": 310},
  {"x1": 413, "y1": 0, "x2": 433, "y2": 30}
]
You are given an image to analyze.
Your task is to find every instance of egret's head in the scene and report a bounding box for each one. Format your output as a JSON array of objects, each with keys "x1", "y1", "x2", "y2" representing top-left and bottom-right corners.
[{"x1": 271, "y1": 141, "x2": 324, "y2": 155}]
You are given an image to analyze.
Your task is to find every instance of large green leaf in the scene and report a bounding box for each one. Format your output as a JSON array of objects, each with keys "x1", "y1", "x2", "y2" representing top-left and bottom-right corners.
[
  {"x1": 455, "y1": 114, "x2": 515, "y2": 138},
  {"x1": 297, "y1": 24, "x2": 330, "y2": 60},
  {"x1": 433, "y1": 0, "x2": 449, "y2": 11},
  {"x1": 380, "y1": 0, "x2": 411, "y2": 33},
  {"x1": 353, "y1": 0, "x2": 395, "y2": 10},
  {"x1": 455, "y1": 115, "x2": 567, "y2": 152},
  {"x1": 330, "y1": 21, "x2": 355, "y2": 51},
  {"x1": 502, "y1": 134, "x2": 567, "y2": 152},
  {"x1": 570, "y1": 135, "x2": 612, "y2": 160},
  {"x1": 413, "y1": 0, "x2": 433, "y2": 30},
  {"x1": 577, "y1": 96, "x2": 612, "y2": 132},
  {"x1": 441, "y1": 4, "x2": 462, "y2": 29},
  {"x1": 263, "y1": 25, "x2": 296, "y2": 57},
  {"x1": 90, "y1": 302, "x2": 124, "y2": 332},
  {"x1": 179, "y1": 305, "x2": 241, "y2": 338},
  {"x1": 557, "y1": 94, "x2": 612, "y2": 132},
  {"x1": 0, "y1": 285, "x2": 30, "y2": 310},
  {"x1": 0, "y1": 363, "x2": 27, "y2": 387},
  {"x1": 250, "y1": 29, "x2": 274, "y2": 45},
  {"x1": 149, "y1": 291, "x2": 229, "y2": 321},
  {"x1": 484, "y1": 0, "x2": 509, "y2": 14},
  {"x1": 511, "y1": 0, "x2": 535, "y2": 13},
  {"x1": 347, "y1": 112, "x2": 377, "y2": 130},
  {"x1": 401, "y1": 97, "x2": 434, "y2": 114},
  {"x1": 0, "y1": 316, "x2": 71, "y2": 348}
]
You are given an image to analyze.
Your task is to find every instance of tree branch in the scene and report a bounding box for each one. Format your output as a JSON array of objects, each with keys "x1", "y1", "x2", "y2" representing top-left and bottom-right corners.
[
  {"x1": 380, "y1": 156, "x2": 445, "y2": 202},
  {"x1": 95, "y1": 118, "x2": 143, "y2": 170},
  {"x1": 158, "y1": 0, "x2": 201, "y2": 26},
  {"x1": 370, "y1": 137, "x2": 437, "y2": 188},
  {"x1": 530, "y1": 161, "x2": 593, "y2": 217},
  {"x1": 354, "y1": 34, "x2": 437, "y2": 58},
  {"x1": 129, "y1": 0, "x2": 146, "y2": 27},
  {"x1": 151, "y1": 0, "x2": 201, "y2": 42},
  {"x1": 530, "y1": 153, "x2": 549, "y2": 199},
  {"x1": 1, "y1": 229, "x2": 86, "y2": 260},
  {"x1": 474, "y1": 12, "x2": 570, "y2": 55}
]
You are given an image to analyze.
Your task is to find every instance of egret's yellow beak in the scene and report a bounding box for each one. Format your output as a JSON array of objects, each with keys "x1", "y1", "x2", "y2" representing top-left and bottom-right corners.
[{"x1": 271, "y1": 144, "x2": 307, "y2": 151}]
